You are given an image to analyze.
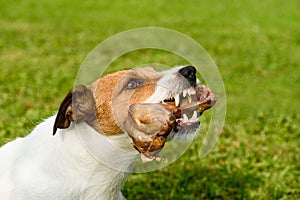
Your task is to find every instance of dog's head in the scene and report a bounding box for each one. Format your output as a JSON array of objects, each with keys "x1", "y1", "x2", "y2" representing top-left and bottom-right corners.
[{"x1": 53, "y1": 66, "x2": 217, "y2": 162}]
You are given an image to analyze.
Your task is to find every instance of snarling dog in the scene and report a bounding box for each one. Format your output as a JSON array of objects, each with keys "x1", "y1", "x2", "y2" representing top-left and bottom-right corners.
[{"x1": 0, "y1": 66, "x2": 217, "y2": 199}]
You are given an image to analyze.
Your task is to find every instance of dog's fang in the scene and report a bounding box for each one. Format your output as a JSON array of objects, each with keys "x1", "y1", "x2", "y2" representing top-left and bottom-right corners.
[
  {"x1": 183, "y1": 89, "x2": 187, "y2": 97},
  {"x1": 183, "y1": 114, "x2": 189, "y2": 123},
  {"x1": 187, "y1": 87, "x2": 196, "y2": 95},
  {"x1": 187, "y1": 95, "x2": 192, "y2": 103},
  {"x1": 175, "y1": 94, "x2": 180, "y2": 107},
  {"x1": 191, "y1": 111, "x2": 197, "y2": 121}
]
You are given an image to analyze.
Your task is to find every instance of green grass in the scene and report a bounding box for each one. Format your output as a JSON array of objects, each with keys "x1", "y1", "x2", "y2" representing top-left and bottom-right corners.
[{"x1": 1, "y1": 0, "x2": 299, "y2": 199}]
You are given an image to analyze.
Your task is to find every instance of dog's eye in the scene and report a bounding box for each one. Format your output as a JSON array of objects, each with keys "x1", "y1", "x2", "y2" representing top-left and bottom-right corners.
[{"x1": 125, "y1": 79, "x2": 144, "y2": 90}]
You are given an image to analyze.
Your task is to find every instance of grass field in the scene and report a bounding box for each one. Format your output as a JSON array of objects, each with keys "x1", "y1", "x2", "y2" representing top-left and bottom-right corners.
[{"x1": 1, "y1": 0, "x2": 299, "y2": 199}]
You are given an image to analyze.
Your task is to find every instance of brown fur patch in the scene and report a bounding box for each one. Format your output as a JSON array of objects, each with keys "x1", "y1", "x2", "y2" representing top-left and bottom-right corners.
[
  {"x1": 89, "y1": 70, "x2": 128, "y2": 135},
  {"x1": 88, "y1": 67, "x2": 161, "y2": 136},
  {"x1": 129, "y1": 83, "x2": 156, "y2": 105}
]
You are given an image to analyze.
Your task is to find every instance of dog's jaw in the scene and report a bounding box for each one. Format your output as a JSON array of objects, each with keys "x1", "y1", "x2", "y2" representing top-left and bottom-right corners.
[
  {"x1": 122, "y1": 66, "x2": 217, "y2": 161},
  {"x1": 144, "y1": 67, "x2": 206, "y2": 140}
]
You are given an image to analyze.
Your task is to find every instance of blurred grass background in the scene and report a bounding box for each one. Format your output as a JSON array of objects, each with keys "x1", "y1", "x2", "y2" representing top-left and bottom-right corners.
[{"x1": 0, "y1": 0, "x2": 299, "y2": 199}]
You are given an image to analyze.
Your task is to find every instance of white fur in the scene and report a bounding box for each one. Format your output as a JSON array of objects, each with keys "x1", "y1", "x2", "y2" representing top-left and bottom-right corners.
[
  {"x1": 0, "y1": 66, "x2": 201, "y2": 199},
  {"x1": 146, "y1": 66, "x2": 200, "y2": 104},
  {"x1": 0, "y1": 116, "x2": 138, "y2": 200}
]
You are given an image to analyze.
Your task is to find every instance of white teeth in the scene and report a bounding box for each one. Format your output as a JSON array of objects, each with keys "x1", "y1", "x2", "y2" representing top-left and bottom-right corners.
[
  {"x1": 183, "y1": 114, "x2": 189, "y2": 123},
  {"x1": 187, "y1": 95, "x2": 192, "y2": 103},
  {"x1": 181, "y1": 111, "x2": 198, "y2": 124},
  {"x1": 183, "y1": 89, "x2": 187, "y2": 97},
  {"x1": 181, "y1": 87, "x2": 196, "y2": 98},
  {"x1": 175, "y1": 94, "x2": 180, "y2": 106},
  {"x1": 191, "y1": 111, "x2": 197, "y2": 121},
  {"x1": 188, "y1": 87, "x2": 196, "y2": 95}
]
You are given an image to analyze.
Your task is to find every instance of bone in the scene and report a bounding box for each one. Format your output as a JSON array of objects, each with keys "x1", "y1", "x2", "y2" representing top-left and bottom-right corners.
[
  {"x1": 128, "y1": 104, "x2": 175, "y2": 134},
  {"x1": 123, "y1": 104, "x2": 176, "y2": 161}
]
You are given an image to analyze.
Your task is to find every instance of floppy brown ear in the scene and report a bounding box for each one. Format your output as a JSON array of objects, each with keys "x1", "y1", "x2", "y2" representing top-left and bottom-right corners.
[{"x1": 53, "y1": 85, "x2": 96, "y2": 135}]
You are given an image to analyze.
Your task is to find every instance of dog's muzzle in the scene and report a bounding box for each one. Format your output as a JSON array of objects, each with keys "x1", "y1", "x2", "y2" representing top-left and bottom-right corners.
[{"x1": 124, "y1": 83, "x2": 217, "y2": 162}]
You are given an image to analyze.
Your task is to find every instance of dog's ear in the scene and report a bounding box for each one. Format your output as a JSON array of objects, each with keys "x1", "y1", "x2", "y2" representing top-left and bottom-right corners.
[{"x1": 53, "y1": 85, "x2": 96, "y2": 135}]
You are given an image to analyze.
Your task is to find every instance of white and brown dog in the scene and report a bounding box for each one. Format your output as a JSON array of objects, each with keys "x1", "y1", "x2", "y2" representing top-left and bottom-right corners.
[{"x1": 0, "y1": 66, "x2": 216, "y2": 200}]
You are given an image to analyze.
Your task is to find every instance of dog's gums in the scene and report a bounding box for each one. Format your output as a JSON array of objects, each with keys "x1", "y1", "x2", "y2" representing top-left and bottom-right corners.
[{"x1": 125, "y1": 84, "x2": 217, "y2": 162}]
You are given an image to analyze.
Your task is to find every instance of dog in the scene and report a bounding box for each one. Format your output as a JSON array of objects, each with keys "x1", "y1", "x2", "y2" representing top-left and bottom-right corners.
[{"x1": 0, "y1": 66, "x2": 217, "y2": 199}]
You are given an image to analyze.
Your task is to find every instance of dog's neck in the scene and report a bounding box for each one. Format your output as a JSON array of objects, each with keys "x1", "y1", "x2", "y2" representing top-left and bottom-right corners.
[
  {"x1": 75, "y1": 122, "x2": 139, "y2": 172},
  {"x1": 52, "y1": 118, "x2": 139, "y2": 199}
]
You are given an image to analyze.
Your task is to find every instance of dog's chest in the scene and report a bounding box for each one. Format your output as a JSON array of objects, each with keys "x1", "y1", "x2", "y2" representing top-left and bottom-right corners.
[{"x1": 4, "y1": 116, "x2": 132, "y2": 199}]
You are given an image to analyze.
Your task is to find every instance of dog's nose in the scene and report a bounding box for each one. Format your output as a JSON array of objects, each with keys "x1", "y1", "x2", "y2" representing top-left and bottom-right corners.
[{"x1": 179, "y1": 66, "x2": 197, "y2": 86}]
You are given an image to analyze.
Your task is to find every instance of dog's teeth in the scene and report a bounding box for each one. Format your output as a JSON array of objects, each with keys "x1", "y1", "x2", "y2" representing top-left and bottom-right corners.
[
  {"x1": 191, "y1": 90, "x2": 196, "y2": 95},
  {"x1": 187, "y1": 88, "x2": 191, "y2": 96},
  {"x1": 191, "y1": 111, "x2": 198, "y2": 121},
  {"x1": 183, "y1": 114, "x2": 189, "y2": 123},
  {"x1": 175, "y1": 94, "x2": 180, "y2": 106},
  {"x1": 187, "y1": 95, "x2": 192, "y2": 103},
  {"x1": 183, "y1": 89, "x2": 187, "y2": 97},
  {"x1": 188, "y1": 87, "x2": 196, "y2": 95}
]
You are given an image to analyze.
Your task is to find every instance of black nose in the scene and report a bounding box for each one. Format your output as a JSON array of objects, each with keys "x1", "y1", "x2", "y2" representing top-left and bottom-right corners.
[{"x1": 179, "y1": 66, "x2": 197, "y2": 86}]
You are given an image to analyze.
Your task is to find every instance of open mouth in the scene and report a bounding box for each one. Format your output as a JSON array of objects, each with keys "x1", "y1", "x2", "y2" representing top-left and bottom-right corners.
[
  {"x1": 124, "y1": 84, "x2": 217, "y2": 162},
  {"x1": 161, "y1": 84, "x2": 217, "y2": 130}
]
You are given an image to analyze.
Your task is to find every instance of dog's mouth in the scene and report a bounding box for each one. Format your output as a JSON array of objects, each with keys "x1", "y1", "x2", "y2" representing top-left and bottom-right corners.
[
  {"x1": 123, "y1": 84, "x2": 217, "y2": 162},
  {"x1": 161, "y1": 84, "x2": 217, "y2": 130}
]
